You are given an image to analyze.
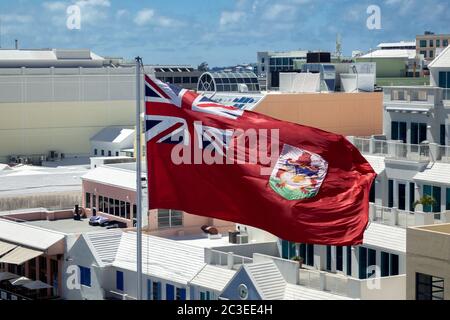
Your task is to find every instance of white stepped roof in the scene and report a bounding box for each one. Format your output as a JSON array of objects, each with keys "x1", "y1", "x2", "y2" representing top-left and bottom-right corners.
[
  {"x1": 413, "y1": 162, "x2": 450, "y2": 186},
  {"x1": 113, "y1": 232, "x2": 206, "y2": 284},
  {"x1": 244, "y1": 262, "x2": 286, "y2": 300},
  {"x1": 83, "y1": 229, "x2": 123, "y2": 267},
  {"x1": 428, "y1": 45, "x2": 450, "y2": 68},
  {"x1": 360, "y1": 49, "x2": 417, "y2": 59},
  {"x1": 82, "y1": 166, "x2": 136, "y2": 191},
  {"x1": 0, "y1": 219, "x2": 64, "y2": 251},
  {"x1": 190, "y1": 265, "x2": 236, "y2": 292},
  {"x1": 363, "y1": 155, "x2": 386, "y2": 175},
  {"x1": 377, "y1": 41, "x2": 416, "y2": 48},
  {"x1": 363, "y1": 223, "x2": 406, "y2": 253}
]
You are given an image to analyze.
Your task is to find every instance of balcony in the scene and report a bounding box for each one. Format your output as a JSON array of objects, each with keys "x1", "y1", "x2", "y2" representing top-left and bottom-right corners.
[
  {"x1": 350, "y1": 137, "x2": 450, "y2": 164},
  {"x1": 369, "y1": 203, "x2": 449, "y2": 229}
]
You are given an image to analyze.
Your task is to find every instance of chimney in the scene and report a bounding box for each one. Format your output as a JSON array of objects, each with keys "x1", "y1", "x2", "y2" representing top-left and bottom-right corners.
[{"x1": 15, "y1": 39, "x2": 18, "y2": 50}]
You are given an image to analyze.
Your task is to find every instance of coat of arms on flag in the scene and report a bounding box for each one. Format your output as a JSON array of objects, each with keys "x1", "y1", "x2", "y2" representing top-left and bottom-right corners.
[{"x1": 269, "y1": 144, "x2": 328, "y2": 201}]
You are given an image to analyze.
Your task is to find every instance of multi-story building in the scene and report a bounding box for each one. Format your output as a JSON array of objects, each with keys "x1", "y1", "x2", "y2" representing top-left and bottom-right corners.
[
  {"x1": 407, "y1": 224, "x2": 450, "y2": 300},
  {"x1": 416, "y1": 32, "x2": 450, "y2": 62},
  {"x1": 147, "y1": 65, "x2": 202, "y2": 91}
]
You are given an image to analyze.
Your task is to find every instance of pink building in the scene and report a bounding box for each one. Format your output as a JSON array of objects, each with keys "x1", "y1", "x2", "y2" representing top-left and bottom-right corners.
[{"x1": 81, "y1": 163, "x2": 234, "y2": 237}]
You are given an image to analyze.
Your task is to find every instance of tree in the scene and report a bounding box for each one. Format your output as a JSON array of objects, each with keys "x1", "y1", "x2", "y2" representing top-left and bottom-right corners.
[{"x1": 413, "y1": 195, "x2": 436, "y2": 211}]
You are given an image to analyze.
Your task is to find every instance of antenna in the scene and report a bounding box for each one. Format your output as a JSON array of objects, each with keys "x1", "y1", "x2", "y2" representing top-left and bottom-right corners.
[{"x1": 336, "y1": 33, "x2": 342, "y2": 61}]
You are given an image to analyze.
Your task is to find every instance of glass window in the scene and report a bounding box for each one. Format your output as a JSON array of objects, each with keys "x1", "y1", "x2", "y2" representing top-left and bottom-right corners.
[
  {"x1": 79, "y1": 266, "x2": 91, "y2": 287},
  {"x1": 390, "y1": 254, "x2": 399, "y2": 276},
  {"x1": 381, "y1": 252, "x2": 390, "y2": 277},
  {"x1": 419, "y1": 40, "x2": 427, "y2": 48},
  {"x1": 183, "y1": 77, "x2": 190, "y2": 84},
  {"x1": 446, "y1": 188, "x2": 450, "y2": 211},
  {"x1": 126, "y1": 202, "x2": 131, "y2": 220},
  {"x1": 174, "y1": 77, "x2": 182, "y2": 84},
  {"x1": 420, "y1": 51, "x2": 427, "y2": 58},
  {"x1": 101, "y1": 150, "x2": 105, "y2": 156},
  {"x1": 441, "y1": 124, "x2": 446, "y2": 146},
  {"x1": 166, "y1": 284, "x2": 175, "y2": 301},
  {"x1": 152, "y1": 281, "x2": 161, "y2": 300},
  {"x1": 429, "y1": 50, "x2": 434, "y2": 58},
  {"x1": 336, "y1": 247, "x2": 343, "y2": 272},
  {"x1": 416, "y1": 273, "x2": 444, "y2": 300},
  {"x1": 120, "y1": 201, "x2": 126, "y2": 218},
  {"x1": 115, "y1": 200, "x2": 120, "y2": 216},
  {"x1": 116, "y1": 271, "x2": 124, "y2": 291},
  {"x1": 109, "y1": 198, "x2": 115, "y2": 215},
  {"x1": 359, "y1": 247, "x2": 367, "y2": 279},
  {"x1": 410, "y1": 183, "x2": 416, "y2": 212},
  {"x1": 368, "y1": 249, "x2": 376, "y2": 277},
  {"x1": 444, "y1": 39, "x2": 449, "y2": 47},
  {"x1": 176, "y1": 288, "x2": 186, "y2": 301},
  {"x1": 436, "y1": 39, "x2": 441, "y2": 47},
  {"x1": 190, "y1": 77, "x2": 198, "y2": 84},
  {"x1": 388, "y1": 180, "x2": 394, "y2": 208},
  {"x1": 85, "y1": 193, "x2": 91, "y2": 209},
  {"x1": 429, "y1": 40, "x2": 434, "y2": 47},
  {"x1": 326, "y1": 246, "x2": 332, "y2": 271},
  {"x1": 104, "y1": 197, "x2": 109, "y2": 214},
  {"x1": 398, "y1": 183, "x2": 406, "y2": 210},
  {"x1": 99, "y1": 196, "x2": 103, "y2": 212},
  {"x1": 346, "y1": 247, "x2": 352, "y2": 276},
  {"x1": 94, "y1": 149, "x2": 98, "y2": 156}
]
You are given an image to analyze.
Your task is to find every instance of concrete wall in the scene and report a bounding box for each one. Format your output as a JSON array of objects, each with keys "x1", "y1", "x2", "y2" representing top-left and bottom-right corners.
[
  {"x1": 0, "y1": 192, "x2": 81, "y2": 211},
  {"x1": 254, "y1": 92, "x2": 383, "y2": 137},
  {"x1": 356, "y1": 58, "x2": 407, "y2": 78},
  {"x1": 348, "y1": 275, "x2": 406, "y2": 300},
  {"x1": 406, "y1": 225, "x2": 450, "y2": 300}
]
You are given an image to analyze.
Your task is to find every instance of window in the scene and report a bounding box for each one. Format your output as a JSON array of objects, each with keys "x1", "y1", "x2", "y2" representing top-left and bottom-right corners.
[
  {"x1": 152, "y1": 281, "x2": 161, "y2": 300},
  {"x1": 109, "y1": 198, "x2": 115, "y2": 215},
  {"x1": 390, "y1": 254, "x2": 399, "y2": 276},
  {"x1": 174, "y1": 77, "x2": 182, "y2": 84},
  {"x1": 359, "y1": 247, "x2": 367, "y2": 279},
  {"x1": 86, "y1": 193, "x2": 91, "y2": 209},
  {"x1": 368, "y1": 249, "x2": 376, "y2": 277},
  {"x1": 120, "y1": 201, "x2": 126, "y2": 218},
  {"x1": 99, "y1": 196, "x2": 103, "y2": 212},
  {"x1": 101, "y1": 150, "x2": 105, "y2": 156},
  {"x1": 416, "y1": 273, "x2": 444, "y2": 300},
  {"x1": 440, "y1": 125, "x2": 446, "y2": 146},
  {"x1": 200, "y1": 291, "x2": 211, "y2": 300},
  {"x1": 410, "y1": 183, "x2": 416, "y2": 212},
  {"x1": 166, "y1": 284, "x2": 175, "y2": 300},
  {"x1": 411, "y1": 123, "x2": 427, "y2": 145},
  {"x1": 398, "y1": 183, "x2": 406, "y2": 210},
  {"x1": 436, "y1": 39, "x2": 441, "y2": 47},
  {"x1": 79, "y1": 266, "x2": 91, "y2": 287},
  {"x1": 420, "y1": 51, "x2": 427, "y2": 58},
  {"x1": 147, "y1": 280, "x2": 152, "y2": 300},
  {"x1": 157, "y1": 209, "x2": 183, "y2": 228},
  {"x1": 346, "y1": 247, "x2": 352, "y2": 276},
  {"x1": 108, "y1": 151, "x2": 112, "y2": 157},
  {"x1": 299, "y1": 244, "x2": 314, "y2": 266},
  {"x1": 423, "y1": 185, "x2": 441, "y2": 213},
  {"x1": 183, "y1": 77, "x2": 190, "y2": 84},
  {"x1": 261, "y1": 58, "x2": 265, "y2": 64},
  {"x1": 369, "y1": 181, "x2": 376, "y2": 203},
  {"x1": 176, "y1": 287, "x2": 186, "y2": 300},
  {"x1": 94, "y1": 149, "x2": 98, "y2": 156},
  {"x1": 391, "y1": 121, "x2": 406, "y2": 143},
  {"x1": 419, "y1": 40, "x2": 427, "y2": 48},
  {"x1": 326, "y1": 246, "x2": 332, "y2": 271},
  {"x1": 429, "y1": 50, "x2": 434, "y2": 59},
  {"x1": 190, "y1": 77, "x2": 198, "y2": 84},
  {"x1": 281, "y1": 240, "x2": 296, "y2": 259},
  {"x1": 126, "y1": 202, "x2": 131, "y2": 220},
  {"x1": 388, "y1": 180, "x2": 394, "y2": 208},
  {"x1": 381, "y1": 252, "x2": 399, "y2": 276},
  {"x1": 336, "y1": 247, "x2": 343, "y2": 272},
  {"x1": 116, "y1": 271, "x2": 124, "y2": 291},
  {"x1": 444, "y1": 39, "x2": 449, "y2": 47},
  {"x1": 104, "y1": 197, "x2": 109, "y2": 214},
  {"x1": 115, "y1": 200, "x2": 120, "y2": 216},
  {"x1": 447, "y1": 188, "x2": 450, "y2": 211},
  {"x1": 381, "y1": 252, "x2": 390, "y2": 277},
  {"x1": 116, "y1": 152, "x2": 119, "y2": 157},
  {"x1": 429, "y1": 40, "x2": 434, "y2": 47}
]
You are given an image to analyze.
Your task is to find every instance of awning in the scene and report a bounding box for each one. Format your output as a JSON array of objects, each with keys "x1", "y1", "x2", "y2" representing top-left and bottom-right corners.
[
  {"x1": 0, "y1": 272, "x2": 20, "y2": 281},
  {"x1": 0, "y1": 241, "x2": 17, "y2": 256},
  {"x1": 0, "y1": 246, "x2": 43, "y2": 265},
  {"x1": 23, "y1": 280, "x2": 52, "y2": 290}
]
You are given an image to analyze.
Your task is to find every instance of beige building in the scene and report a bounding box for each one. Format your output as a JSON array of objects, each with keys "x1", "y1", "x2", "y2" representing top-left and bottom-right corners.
[
  {"x1": 416, "y1": 32, "x2": 450, "y2": 62},
  {"x1": 406, "y1": 224, "x2": 450, "y2": 300}
]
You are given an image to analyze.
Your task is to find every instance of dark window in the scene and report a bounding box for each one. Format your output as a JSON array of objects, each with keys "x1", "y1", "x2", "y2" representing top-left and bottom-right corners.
[
  {"x1": 346, "y1": 247, "x2": 352, "y2": 276},
  {"x1": 183, "y1": 77, "x2": 190, "y2": 84},
  {"x1": 126, "y1": 202, "x2": 131, "y2": 220},
  {"x1": 336, "y1": 247, "x2": 343, "y2": 272},
  {"x1": 116, "y1": 152, "x2": 119, "y2": 157},
  {"x1": 108, "y1": 151, "x2": 112, "y2": 157},
  {"x1": 429, "y1": 40, "x2": 434, "y2": 47},
  {"x1": 109, "y1": 198, "x2": 115, "y2": 215},
  {"x1": 416, "y1": 273, "x2": 444, "y2": 300},
  {"x1": 447, "y1": 188, "x2": 450, "y2": 211},
  {"x1": 420, "y1": 40, "x2": 427, "y2": 48},
  {"x1": 94, "y1": 149, "x2": 98, "y2": 156},
  {"x1": 166, "y1": 284, "x2": 175, "y2": 301},
  {"x1": 101, "y1": 150, "x2": 105, "y2": 156},
  {"x1": 368, "y1": 249, "x2": 377, "y2": 277},
  {"x1": 79, "y1": 266, "x2": 91, "y2": 287},
  {"x1": 369, "y1": 181, "x2": 376, "y2": 203},
  {"x1": 410, "y1": 183, "x2": 416, "y2": 212},
  {"x1": 174, "y1": 77, "x2": 182, "y2": 84},
  {"x1": 115, "y1": 200, "x2": 120, "y2": 216},
  {"x1": 444, "y1": 39, "x2": 449, "y2": 47},
  {"x1": 152, "y1": 282, "x2": 161, "y2": 300},
  {"x1": 92, "y1": 195, "x2": 96, "y2": 209},
  {"x1": 381, "y1": 252, "x2": 390, "y2": 277},
  {"x1": 390, "y1": 254, "x2": 399, "y2": 276},
  {"x1": 104, "y1": 197, "x2": 109, "y2": 214},
  {"x1": 176, "y1": 288, "x2": 186, "y2": 301},
  {"x1": 86, "y1": 193, "x2": 91, "y2": 209},
  {"x1": 398, "y1": 183, "x2": 406, "y2": 210},
  {"x1": 391, "y1": 121, "x2": 398, "y2": 140},
  {"x1": 116, "y1": 271, "x2": 124, "y2": 291},
  {"x1": 388, "y1": 180, "x2": 394, "y2": 208},
  {"x1": 440, "y1": 125, "x2": 446, "y2": 146},
  {"x1": 120, "y1": 201, "x2": 126, "y2": 218},
  {"x1": 306, "y1": 244, "x2": 314, "y2": 266},
  {"x1": 326, "y1": 246, "x2": 332, "y2": 271},
  {"x1": 430, "y1": 50, "x2": 434, "y2": 58},
  {"x1": 437, "y1": 39, "x2": 441, "y2": 47}
]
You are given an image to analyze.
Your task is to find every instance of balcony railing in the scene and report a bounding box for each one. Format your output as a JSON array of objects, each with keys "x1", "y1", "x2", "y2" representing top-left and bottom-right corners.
[{"x1": 369, "y1": 203, "x2": 449, "y2": 229}]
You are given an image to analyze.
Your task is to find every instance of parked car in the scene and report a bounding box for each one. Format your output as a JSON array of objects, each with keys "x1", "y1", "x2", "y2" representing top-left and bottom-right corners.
[{"x1": 89, "y1": 216, "x2": 101, "y2": 226}]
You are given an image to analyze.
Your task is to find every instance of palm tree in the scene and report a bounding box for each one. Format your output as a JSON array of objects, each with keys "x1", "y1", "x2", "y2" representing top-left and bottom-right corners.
[{"x1": 413, "y1": 195, "x2": 436, "y2": 212}]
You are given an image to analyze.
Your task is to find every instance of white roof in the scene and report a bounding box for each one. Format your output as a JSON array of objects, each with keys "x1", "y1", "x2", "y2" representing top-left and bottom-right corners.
[
  {"x1": 0, "y1": 219, "x2": 64, "y2": 251},
  {"x1": 90, "y1": 127, "x2": 135, "y2": 144},
  {"x1": 83, "y1": 230, "x2": 123, "y2": 267},
  {"x1": 377, "y1": 41, "x2": 416, "y2": 48},
  {"x1": 190, "y1": 265, "x2": 236, "y2": 292},
  {"x1": 284, "y1": 283, "x2": 353, "y2": 300},
  {"x1": 363, "y1": 155, "x2": 386, "y2": 175},
  {"x1": 363, "y1": 223, "x2": 406, "y2": 253},
  {"x1": 360, "y1": 49, "x2": 417, "y2": 59},
  {"x1": 113, "y1": 232, "x2": 206, "y2": 284},
  {"x1": 428, "y1": 45, "x2": 450, "y2": 68},
  {"x1": 82, "y1": 166, "x2": 136, "y2": 191},
  {"x1": 413, "y1": 162, "x2": 450, "y2": 186},
  {"x1": 245, "y1": 262, "x2": 286, "y2": 300}
]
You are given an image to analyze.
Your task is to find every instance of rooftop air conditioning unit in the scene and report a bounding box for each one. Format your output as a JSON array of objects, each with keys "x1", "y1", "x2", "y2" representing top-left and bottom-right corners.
[{"x1": 236, "y1": 234, "x2": 249, "y2": 244}]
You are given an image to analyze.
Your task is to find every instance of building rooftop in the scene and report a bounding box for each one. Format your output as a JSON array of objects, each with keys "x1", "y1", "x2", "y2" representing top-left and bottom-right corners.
[
  {"x1": 24, "y1": 218, "x2": 100, "y2": 235},
  {"x1": 90, "y1": 127, "x2": 135, "y2": 144},
  {"x1": 414, "y1": 162, "x2": 450, "y2": 186},
  {"x1": 377, "y1": 41, "x2": 416, "y2": 49},
  {"x1": 0, "y1": 165, "x2": 88, "y2": 197},
  {"x1": 83, "y1": 229, "x2": 123, "y2": 267},
  {"x1": 190, "y1": 264, "x2": 236, "y2": 292},
  {"x1": 81, "y1": 165, "x2": 137, "y2": 191},
  {"x1": 363, "y1": 222, "x2": 406, "y2": 253},
  {"x1": 363, "y1": 155, "x2": 386, "y2": 175},
  {"x1": 428, "y1": 45, "x2": 450, "y2": 68},
  {"x1": 360, "y1": 49, "x2": 417, "y2": 59},
  {"x1": 414, "y1": 224, "x2": 450, "y2": 235}
]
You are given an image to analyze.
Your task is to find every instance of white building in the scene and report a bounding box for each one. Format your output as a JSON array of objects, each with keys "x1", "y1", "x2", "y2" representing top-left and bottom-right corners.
[{"x1": 90, "y1": 127, "x2": 135, "y2": 158}]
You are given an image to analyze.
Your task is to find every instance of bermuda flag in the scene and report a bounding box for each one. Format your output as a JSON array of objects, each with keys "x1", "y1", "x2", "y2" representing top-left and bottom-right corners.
[{"x1": 145, "y1": 75, "x2": 376, "y2": 246}]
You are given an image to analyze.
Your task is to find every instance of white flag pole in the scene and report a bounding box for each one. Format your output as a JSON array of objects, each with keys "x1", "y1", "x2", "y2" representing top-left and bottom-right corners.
[{"x1": 135, "y1": 56, "x2": 143, "y2": 301}]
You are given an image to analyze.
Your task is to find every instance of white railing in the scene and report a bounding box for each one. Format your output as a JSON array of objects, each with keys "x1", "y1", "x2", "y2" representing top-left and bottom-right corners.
[
  {"x1": 299, "y1": 269, "x2": 348, "y2": 297},
  {"x1": 439, "y1": 145, "x2": 450, "y2": 163},
  {"x1": 206, "y1": 249, "x2": 253, "y2": 267}
]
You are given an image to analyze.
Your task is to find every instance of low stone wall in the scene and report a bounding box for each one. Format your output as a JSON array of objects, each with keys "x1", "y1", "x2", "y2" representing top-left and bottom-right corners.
[{"x1": 0, "y1": 192, "x2": 81, "y2": 212}]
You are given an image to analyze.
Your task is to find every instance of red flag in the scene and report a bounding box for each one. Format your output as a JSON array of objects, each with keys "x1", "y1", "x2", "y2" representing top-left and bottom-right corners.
[{"x1": 145, "y1": 76, "x2": 376, "y2": 246}]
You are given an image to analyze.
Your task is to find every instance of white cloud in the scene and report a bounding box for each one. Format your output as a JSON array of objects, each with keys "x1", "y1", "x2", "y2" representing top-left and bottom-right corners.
[
  {"x1": 42, "y1": 1, "x2": 67, "y2": 11},
  {"x1": 262, "y1": 4, "x2": 296, "y2": 21},
  {"x1": 134, "y1": 9, "x2": 155, "y2": 26},
  {"x1": 220, "y1": 11, "x2": 245, "y2": 27},
  {"x1": 0, "y1": 14, "x2": 34, "y2": 24}
]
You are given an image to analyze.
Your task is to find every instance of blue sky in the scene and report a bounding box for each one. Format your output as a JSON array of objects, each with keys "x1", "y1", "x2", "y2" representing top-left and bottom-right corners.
[{"x1": 0, "y1": 0, "x2": 449, "y2": 67}]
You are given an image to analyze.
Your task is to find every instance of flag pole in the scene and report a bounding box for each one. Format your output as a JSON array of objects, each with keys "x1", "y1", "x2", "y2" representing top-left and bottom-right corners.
[{"x1": 135, "y1": 56, "x2": 143, "y2": 301}]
